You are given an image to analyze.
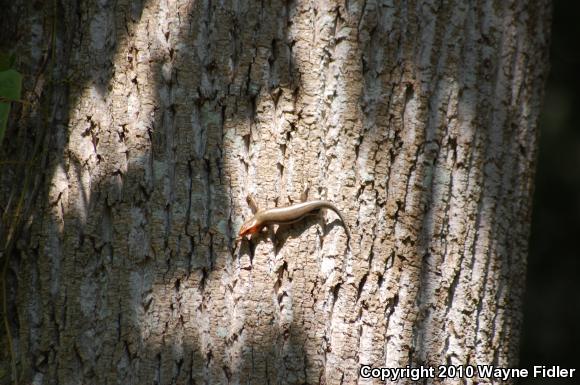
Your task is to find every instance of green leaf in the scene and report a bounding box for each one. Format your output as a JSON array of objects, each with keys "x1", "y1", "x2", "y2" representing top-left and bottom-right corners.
[
  {"x1": 0, "y1": 69, "x2": 22, "y2": 100},
  {"x1": 0, "y1": 69, "x2": 23, "y2": 145}
]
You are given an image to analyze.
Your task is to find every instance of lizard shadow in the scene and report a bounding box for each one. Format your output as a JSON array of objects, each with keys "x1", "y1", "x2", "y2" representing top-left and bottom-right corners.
[{"x1": 265, "y1": 215, "x2": 347, "y2": 255}]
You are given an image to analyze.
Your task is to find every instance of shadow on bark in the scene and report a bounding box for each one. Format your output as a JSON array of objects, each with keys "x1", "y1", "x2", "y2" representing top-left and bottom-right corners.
[{"x1": 2, "y1": 0, "x2": 328, "y2": 384}]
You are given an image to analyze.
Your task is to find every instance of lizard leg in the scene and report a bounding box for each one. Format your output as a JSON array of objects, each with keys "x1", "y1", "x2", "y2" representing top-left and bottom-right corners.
[
  {"x1": 246, "y1": 194, "x2": 259, "y2": 214},
  {"x1": 299, "y1": 182, "x2": 310, "y2": 202},
  {"x1": 289, "y1": 182, "x2": 310, "y2": 204}
]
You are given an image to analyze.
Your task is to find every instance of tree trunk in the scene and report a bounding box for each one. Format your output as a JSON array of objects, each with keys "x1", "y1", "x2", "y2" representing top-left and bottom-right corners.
[{"x1": 0, "y1": 0, "x2": 551, "y2": 384}]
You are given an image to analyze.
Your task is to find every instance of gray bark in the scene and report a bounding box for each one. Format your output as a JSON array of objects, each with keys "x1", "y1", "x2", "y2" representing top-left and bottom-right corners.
[{"x1": 0, "y1": 0, "x2": 551, "y2": 384}]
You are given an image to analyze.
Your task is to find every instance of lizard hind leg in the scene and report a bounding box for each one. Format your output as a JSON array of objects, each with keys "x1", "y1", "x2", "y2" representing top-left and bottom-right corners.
[
  {"x1": 300, "y1": 182, "x2": 310, "y2": 202},
  {"x1": 289, "y1": 182, "x2": 310, "y2": 204}
]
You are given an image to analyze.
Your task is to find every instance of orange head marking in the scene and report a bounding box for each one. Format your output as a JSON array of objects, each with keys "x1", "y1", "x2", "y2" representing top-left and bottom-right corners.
[{"x1": 238, "y1": 218, "x2": 261, "y2": 238}]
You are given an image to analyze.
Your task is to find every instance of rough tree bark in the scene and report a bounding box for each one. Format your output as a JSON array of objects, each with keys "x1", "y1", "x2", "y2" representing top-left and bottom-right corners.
[{"x1": 0, "y1": 0, "x2": 550, "y2": 384}]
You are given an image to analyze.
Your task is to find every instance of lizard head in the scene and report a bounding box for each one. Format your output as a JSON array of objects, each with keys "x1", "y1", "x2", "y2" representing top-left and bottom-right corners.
[{"x1": 238, "y1": 218, "x2": 262, "y2": 238}]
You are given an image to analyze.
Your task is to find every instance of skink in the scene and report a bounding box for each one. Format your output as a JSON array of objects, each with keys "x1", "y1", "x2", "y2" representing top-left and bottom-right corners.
[{"x1": 238, "y1": 200, "x2": 350, "y2": 241}]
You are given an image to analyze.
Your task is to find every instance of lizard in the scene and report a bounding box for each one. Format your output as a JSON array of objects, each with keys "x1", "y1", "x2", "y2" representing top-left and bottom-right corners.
[{"x1": 237, "y1": 197, "x2": 350, "y2": 242}]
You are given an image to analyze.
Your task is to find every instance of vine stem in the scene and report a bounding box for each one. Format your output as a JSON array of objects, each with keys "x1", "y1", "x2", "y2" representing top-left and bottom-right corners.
[{"x1": 1, "y1": 0, "x2": 57, "y2": 383}]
